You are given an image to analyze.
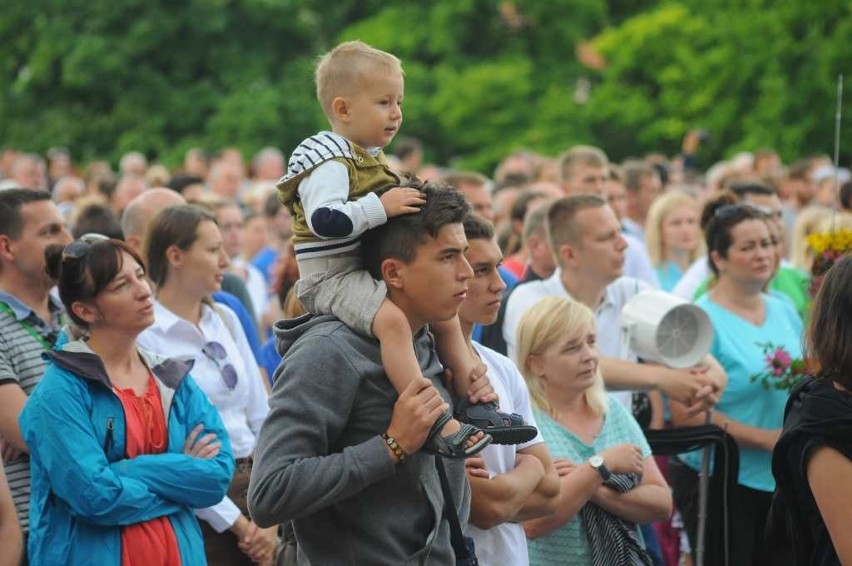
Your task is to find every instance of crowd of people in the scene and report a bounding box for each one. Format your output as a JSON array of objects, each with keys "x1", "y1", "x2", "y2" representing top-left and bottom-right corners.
[{"x1": 1, "y1": 39, "x2": 851, "y2": 565}]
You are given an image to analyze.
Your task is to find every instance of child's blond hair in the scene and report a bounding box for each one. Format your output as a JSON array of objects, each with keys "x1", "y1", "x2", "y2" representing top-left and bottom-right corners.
[{"x1": 315, "y1": 41, "x2": 403, "y2": 121}]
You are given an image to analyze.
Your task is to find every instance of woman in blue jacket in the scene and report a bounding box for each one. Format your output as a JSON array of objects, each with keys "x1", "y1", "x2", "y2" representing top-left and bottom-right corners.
[{"x1": 20, "y1": 235, "x2": 234, "y2": 565}]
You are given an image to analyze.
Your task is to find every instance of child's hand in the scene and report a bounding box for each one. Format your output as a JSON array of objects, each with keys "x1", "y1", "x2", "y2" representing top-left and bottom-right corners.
[
  {"x1": 467, "y1": 363, "x2": 498, "y2": 404},
  {"x1": 465, "y1": 456, "x2": 490, "y2": 479},
  {"x1": 380, "y1": 187, "x2": 425, "y2": 217}
]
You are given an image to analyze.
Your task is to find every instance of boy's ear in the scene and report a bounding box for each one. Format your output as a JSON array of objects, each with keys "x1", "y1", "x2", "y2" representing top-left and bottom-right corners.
[
  {"x1": 331, "y1": 97, "x2": 351, "y2": 123},
  {"x1": 381, "y1": 257, "x2": 406, "y2": 290}
]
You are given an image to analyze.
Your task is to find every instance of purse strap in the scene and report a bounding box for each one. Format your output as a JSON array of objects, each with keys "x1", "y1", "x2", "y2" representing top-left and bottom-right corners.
[{"x1": 434, "y1": 456, "x2": 475, "y2": 562}]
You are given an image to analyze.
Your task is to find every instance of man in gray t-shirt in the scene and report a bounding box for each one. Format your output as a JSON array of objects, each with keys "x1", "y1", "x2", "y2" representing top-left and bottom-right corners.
[{"x1": 0, "y1": 189, "x2": 72, "y2": 545}]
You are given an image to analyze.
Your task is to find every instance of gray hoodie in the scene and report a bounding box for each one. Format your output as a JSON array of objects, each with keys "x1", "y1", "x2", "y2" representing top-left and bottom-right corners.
[{"x1": 248, "y1": 314, "x2": 470, "y2": 565}]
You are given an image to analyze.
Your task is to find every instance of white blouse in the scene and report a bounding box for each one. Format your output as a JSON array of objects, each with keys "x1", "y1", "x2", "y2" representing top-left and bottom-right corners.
[{"x1": 138, "y1": 300, "x2": 270, "y2": 532}]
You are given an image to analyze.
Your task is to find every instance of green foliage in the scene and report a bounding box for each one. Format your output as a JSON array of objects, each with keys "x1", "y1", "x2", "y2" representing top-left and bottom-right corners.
[
  {"x1": 2, "y1": 1, "x2": 850, "y2": 172},
  {"x1": 586, "y1": 1, "x2": 852, "y2": 163}
]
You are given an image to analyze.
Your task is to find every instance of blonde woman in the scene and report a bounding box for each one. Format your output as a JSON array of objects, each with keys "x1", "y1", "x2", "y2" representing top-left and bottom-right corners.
[
  {"x1": 644, "y1": 191, "x2": 705, "y2": 292},
  {"x1": 517, "y1": 296, "x2": 671, "y2": 565}
]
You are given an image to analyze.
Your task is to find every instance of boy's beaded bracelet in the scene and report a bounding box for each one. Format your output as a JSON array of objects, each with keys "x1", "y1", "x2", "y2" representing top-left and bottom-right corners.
[{"x1": 382, "y1": 433, "x2": 407, "y2": 464}]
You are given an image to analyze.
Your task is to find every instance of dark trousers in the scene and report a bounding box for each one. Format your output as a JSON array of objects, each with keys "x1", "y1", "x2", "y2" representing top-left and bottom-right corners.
[
  {"x1": 200, "y1": 458, "x2": 255, "y2": 566},
  {"x1": 669, "y1": 458, "x2": 793, "y2": 566}
]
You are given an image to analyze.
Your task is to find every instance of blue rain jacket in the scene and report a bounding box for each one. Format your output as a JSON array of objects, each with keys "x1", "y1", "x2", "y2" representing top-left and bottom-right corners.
[{"x1": 20, "y1": 339, "x2": 234, "y2": 565}]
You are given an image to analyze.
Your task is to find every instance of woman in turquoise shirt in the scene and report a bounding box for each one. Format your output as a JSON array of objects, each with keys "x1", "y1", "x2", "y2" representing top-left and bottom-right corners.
[
  {"x1": 670, "y1": 191, "x2": 801, "y2": 565},
  {"x1": 516, "y1": 296, "x2": 671, "y2": 565},
  {"x1": 644, "y1": 190, "x2": 704, "y2": 292}
]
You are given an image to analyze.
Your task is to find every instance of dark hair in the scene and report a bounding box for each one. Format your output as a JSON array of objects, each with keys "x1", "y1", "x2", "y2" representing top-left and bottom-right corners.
[
  {"x1": 263, "y1": 191, "x2": 282, "y2": 218},
  {"x1": 167, "y1": 174, "x2": 204, "y2": 195},
  {"x1": 840, "y1": 181, "x2": 852, "y2": 211},
  {"x1": 45, "y1": 238, "x2": 144, "y2": 329},
  {"x1": 72, "y1": 203, "x2": 124, "y2": 240},
  {"x1": 0, "y1": 189, "x2": 52, "y2": 239},
  {"x1": 463, "y1": 213, "x2": 496, "y2": 241},
  {"x1": 145, "y1": 205, "x2": 218, "y2": 288},
  {"x1": 726, "y1": 180, "x2": 777, "y2": 200},
  {"x1": 391, "y1": 136, "x2": 422, "y2": 161},
  {"x1": 362, "y1": 182, "x2": 470, "y2": 280},
  {"x1": 510, "y1": 190, "x2": 547, "y2": 223},
  {"x1": 700, "y1": 190, "x2": 771, "y2": 276},
  {"x1": 806, "y1": 256, "x2": 852, "y2": 387}
]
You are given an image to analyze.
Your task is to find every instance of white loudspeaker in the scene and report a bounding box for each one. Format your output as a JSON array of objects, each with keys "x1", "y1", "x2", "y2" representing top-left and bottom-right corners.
[{"x1": 620, "y1": 290, "x2": 714, "y2": 369}]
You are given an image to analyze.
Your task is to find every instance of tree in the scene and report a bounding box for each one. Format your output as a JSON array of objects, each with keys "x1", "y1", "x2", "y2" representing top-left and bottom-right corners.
[{"x1": 583, "y1": 1, "x2": 852, "y2": 164}]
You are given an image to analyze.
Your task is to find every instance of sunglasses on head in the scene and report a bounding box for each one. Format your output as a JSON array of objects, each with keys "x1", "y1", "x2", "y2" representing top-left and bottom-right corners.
[
  {"x1": 202, "y1": 340, "x2": 239, "y2": 390},
  {"x1": 61, "y1": 233, "x2": 110, "y2": 261},
  {"x1": 713, "y1": 202, "x2": 772, "y2": 221}
]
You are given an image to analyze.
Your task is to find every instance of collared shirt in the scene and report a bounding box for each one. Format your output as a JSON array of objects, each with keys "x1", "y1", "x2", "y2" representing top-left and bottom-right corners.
[
  {"x1": 502, "y1": 271, "x2": 652, "y2": 408},
  {"x1": 0, "y1": 290, "x2": 64, "y2": 346},
  {"x1": 137, "y1": 301, "x2": 269, "y2": 532},
  {"x1": 0, "y1": 289, "x2": 64, "y2": 533},
  {"x1": 623, "y1": 233, "x2": 661, "y2": 288},
  {"x1": 622, "y1": 217, "x2": 645, "y2": 242}
]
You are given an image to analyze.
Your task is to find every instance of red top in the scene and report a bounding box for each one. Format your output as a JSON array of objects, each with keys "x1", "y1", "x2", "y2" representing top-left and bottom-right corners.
[
  {"x1": 502, "y1": 256, "x2": 526, "y2": 279},
  {"x1": 114, "y1": 374, "x2": 182, "y2": 566}
]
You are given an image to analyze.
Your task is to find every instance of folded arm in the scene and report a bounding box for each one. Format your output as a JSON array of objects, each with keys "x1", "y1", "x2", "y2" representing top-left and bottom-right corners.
[
  {"x1": 589, "y1": 455, "x2": 672, "y2": 524},
  {"x1": 523, "y1": 459, "x2": 603, "y2": 540},
  {"x1": 108, "y1": 376, "x2": 234, "y2": 509},
  {"x1": 21, "y1": 376, "x2": 181, "y2": 526}
]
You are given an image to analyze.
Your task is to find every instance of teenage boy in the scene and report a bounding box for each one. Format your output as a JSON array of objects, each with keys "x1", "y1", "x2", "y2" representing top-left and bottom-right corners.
[{"x1": 459, "y1": 213, "x2": 560, "y2": 565}]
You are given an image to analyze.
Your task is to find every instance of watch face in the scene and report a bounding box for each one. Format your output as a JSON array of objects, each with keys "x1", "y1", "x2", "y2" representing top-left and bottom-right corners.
[{"x1": 590, "y1": 455, "x2": 603, "y2": 467}]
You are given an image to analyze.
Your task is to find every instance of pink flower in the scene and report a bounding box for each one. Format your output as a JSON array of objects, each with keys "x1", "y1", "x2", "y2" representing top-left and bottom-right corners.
[{"x1": 773, "y1": 348, "x2": 792, "y2": 367}]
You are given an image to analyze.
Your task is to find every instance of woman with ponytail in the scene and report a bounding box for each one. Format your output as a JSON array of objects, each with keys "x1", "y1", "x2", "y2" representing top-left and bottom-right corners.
[{"x1": 20, "y1": 235, "x2": 233, "y2": 565}]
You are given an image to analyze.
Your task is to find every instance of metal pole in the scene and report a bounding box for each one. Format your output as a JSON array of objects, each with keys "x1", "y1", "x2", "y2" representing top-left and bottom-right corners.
[
  {"x1": 831, "y1": 74, "x2": 843, "y2": 232},
  {"x1": 694, "y1": 410, "x2": 712, "y2": 566}
]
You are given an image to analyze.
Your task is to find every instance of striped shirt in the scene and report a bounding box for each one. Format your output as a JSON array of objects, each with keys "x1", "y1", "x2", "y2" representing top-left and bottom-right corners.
[{"x1": 0, "y1": 291, "x2": 64, "y2": 534}]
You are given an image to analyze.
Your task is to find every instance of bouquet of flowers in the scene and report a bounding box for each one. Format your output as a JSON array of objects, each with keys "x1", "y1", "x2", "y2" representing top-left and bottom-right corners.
[
  {"x1": 806, "y1": 227, "x2": 852, "y2": 297},
  {"x1": 750, "y1": 342, "x2": 806, "y2": 392}
]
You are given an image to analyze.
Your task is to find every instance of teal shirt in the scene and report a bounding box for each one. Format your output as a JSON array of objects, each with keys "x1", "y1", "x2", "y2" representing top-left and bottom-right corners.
[
  {"x1": 693, "y1": 265, "x2": 811, "y2": 321},
  {"x1": 528, "y1": 397, "x2": 651, "y2": 566},
  {"x1": 680, "y1": 293, "x2": 803, "y2": 492},
  {"x1": 655, "y1": 261, "x2": 683, "y2": 293}
]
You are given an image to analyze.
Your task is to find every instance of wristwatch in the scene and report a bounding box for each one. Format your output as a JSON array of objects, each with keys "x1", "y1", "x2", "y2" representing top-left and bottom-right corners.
[{"x1": 589, "y1": 455, "x2": 611, "y2": 481}]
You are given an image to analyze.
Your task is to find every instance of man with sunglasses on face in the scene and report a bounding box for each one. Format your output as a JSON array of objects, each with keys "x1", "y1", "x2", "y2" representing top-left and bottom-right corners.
[{"x1": 0, "y1": 189, "x2": 73, "y2": 560}]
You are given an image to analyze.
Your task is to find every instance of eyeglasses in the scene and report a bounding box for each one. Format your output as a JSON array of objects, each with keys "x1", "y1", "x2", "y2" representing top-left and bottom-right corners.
[
  {"x1": 61, "y1": 233, "x2": 110, "y2": 261},
  {"x1": 202, "y1": 340, "x2": 239, "y2": 390}
]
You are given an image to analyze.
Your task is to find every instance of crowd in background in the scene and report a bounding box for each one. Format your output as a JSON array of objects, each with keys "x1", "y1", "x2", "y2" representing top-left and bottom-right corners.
[{"x1": 1, "y1": 132, "x2": 851, "y2": 565}]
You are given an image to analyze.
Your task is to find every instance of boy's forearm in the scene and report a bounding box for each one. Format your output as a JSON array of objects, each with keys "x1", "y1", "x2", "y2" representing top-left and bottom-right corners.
[
  {"x1": 432, "y1": 316, "x2": 478, "y2": 398},
  {"x1": 469, "y1": 457, "x2": 544, "y2": 529}
]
